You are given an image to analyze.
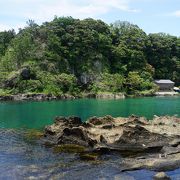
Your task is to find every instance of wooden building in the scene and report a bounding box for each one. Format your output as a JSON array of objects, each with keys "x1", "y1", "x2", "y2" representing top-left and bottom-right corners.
[{"x1": 154, "y1": 80, "x2": 175, "y2": 91}]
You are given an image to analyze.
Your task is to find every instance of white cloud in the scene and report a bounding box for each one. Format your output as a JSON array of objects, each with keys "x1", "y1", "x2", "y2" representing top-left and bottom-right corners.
[
  {"x1": 0, "y1": 24, "x2": 12, "y2": 31},
  {"x1": 0, "y1": 23, "x2": 26, "y2": 32},
  {"x1": 21, "y1": 0, "x2": 138, "y2": 22},
  {"x1": 164, "y1": 10, "x2": 180, "y2": 18},
  {"x1": 89, "y1": 0, "x2": 139, "y2": 12},
  {"x1": 0, "y1": 0, "x2": 139, "y2": 31},
  {"x1": 172, "y1": 10, "x2": 180, "y2": 17},
  {"x1": 3, "y1": 0, "x2": 139, "y2": 21},
  {"x1": 32, "y1": 0, "x2": 139, "y2": 21}
]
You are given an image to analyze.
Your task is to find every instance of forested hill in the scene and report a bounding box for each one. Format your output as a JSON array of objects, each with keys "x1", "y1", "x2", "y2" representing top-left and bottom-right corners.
[{"x1": 0, "y1": 17, "x2": 179, "y2": 96}]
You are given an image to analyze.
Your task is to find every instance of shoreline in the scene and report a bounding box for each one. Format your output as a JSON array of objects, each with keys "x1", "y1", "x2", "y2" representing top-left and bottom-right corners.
[
  {"x1": 0, "y1": 92, "x2": 125, "y2": 101},
  {"x1": 0, "y1": 93, "x2": 77, "y2": 101},
  {"x1": 0, "y1": 92, "x2": 179, "y2": 102}
]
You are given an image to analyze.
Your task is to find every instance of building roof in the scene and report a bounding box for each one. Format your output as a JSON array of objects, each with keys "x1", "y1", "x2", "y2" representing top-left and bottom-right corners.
[{"x1": 154, "y1": 79, "x2": 174, "y2": 84}]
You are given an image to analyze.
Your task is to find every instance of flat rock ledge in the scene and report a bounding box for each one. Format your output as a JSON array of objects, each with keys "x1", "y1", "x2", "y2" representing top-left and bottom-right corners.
[
  {"x1": 85, "y1": 92, "x2": 125, "y2": 99},
  {"x1": 43, "y1": 115, "x2": 180, "y2": 172}
]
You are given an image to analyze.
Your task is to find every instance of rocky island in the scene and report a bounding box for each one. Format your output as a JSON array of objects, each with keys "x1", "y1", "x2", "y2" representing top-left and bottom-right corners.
[{"x1": 43, "y1": 115, "x2": 180, "y2": 174}]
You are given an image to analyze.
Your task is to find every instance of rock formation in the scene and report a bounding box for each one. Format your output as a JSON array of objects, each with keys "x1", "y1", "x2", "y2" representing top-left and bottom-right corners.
[{"x1": 43, "y1": 115, "x2": 180, "y2": 172}]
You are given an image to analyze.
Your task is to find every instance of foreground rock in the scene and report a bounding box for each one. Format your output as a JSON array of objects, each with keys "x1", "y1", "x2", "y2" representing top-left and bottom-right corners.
[{"x1": 43, "y1": 115, "x2": 180, "y2": 172}]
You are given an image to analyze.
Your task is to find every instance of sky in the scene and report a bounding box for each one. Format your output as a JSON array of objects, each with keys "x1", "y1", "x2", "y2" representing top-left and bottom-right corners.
[{"x1": 0, "y1": 0, "x2": 179, "y2": 36}]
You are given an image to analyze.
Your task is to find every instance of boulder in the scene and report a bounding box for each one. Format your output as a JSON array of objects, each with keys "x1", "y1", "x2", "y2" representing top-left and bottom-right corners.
[
  {"x1": 153, "y1": 172, "x2": 171, "y2": 180},
  {"x1": 0, "y1": 95, "x2": 14, "y2": 101},
  {"x1": 20, "y1": 68, "x2": 31, "y2": 80},
  {"x1": 44, "y1": 116, "x2": 82, "y2": 137},
  {"x1": 88, "y1": 115, "x2": 114, "y2": 126},
  {"x1": 58, "y1": 127, "x2": 90, "y2": 146},
  {"x1": 96, "y1": 93, "x2": 125, "y2": 99}
]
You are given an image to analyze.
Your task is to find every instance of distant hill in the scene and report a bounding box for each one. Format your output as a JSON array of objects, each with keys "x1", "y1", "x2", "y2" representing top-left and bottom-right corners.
[{"x1": 0, "y1": 17, "x2": 179, "y2": 96}]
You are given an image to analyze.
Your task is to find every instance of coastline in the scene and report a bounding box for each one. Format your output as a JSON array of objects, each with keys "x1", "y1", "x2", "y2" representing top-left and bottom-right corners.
[
  {"x1": 0, "y1": 93, "x2": 77, "y2": 101},
  {"x1": 0, "y1": 92, "x2": 125, "y2": 101},
  {"x1": 0, "y1": 91, "x2": 179, "y2": 102}
]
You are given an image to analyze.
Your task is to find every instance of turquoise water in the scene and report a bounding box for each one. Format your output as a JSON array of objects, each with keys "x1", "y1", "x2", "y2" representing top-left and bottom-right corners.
[
  {"x1": 0, "y1": 97, "x2": 179, "y2": 129},
  {"x1": 0, "y1": 97, "x2": 180, "y2": 179}
]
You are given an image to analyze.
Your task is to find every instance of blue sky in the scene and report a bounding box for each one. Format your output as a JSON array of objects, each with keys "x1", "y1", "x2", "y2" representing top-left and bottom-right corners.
[{"x1": 0, "y1": 0, "x2": 179, "y2": 36}]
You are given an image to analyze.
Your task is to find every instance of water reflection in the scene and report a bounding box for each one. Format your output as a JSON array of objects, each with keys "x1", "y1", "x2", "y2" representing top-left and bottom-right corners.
[{"x1": 0, "y1": 128, "x2": 180, "y2": 179}]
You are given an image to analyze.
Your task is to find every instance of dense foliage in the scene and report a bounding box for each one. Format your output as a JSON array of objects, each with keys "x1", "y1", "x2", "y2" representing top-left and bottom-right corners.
[{"x1": 0, "y1": 17, "x2": 179, "y2": 96}]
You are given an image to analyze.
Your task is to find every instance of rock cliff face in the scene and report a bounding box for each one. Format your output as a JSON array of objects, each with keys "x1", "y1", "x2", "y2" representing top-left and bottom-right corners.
[
  {"x1": 43, "y1": 115, "x2": 180, "y2": 172},
  {"x1": 95, "y1": 93, "x2": 125, "y2": 99}
]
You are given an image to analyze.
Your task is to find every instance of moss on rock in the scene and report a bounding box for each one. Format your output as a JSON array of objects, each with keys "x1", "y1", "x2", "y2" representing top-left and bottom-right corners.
[
  {"x1": 53, "y1": 144, "x2": 86, "y2": 154},
  {"x1": 79, "y1": 152, "x2": 99, "y2": 161},
  {"x1": 25, "y1": 130, "x2": 44, "y2": 140}
]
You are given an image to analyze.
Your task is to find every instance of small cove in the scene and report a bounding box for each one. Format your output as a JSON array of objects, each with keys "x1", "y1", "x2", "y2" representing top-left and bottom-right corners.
[
  {"x1": 0, "y1": 96, "x2": 179, "y2": 129},
  {"x1": 0, "y1": 97, "x2": 179, "y2": 179}
]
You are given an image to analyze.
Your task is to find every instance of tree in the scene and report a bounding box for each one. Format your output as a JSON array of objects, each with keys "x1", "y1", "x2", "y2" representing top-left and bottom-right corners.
[
  {"x1": 0, "y1": 30, "x2": 15, "y2": 57},
  {"x1": 110, "y1": 21, "x2": 148, "y2": 74}
]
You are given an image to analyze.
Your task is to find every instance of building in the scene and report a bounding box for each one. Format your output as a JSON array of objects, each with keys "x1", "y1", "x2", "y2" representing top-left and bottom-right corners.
[{"x1": 154, "y1": 80, "x2": 175, "y2": 91}]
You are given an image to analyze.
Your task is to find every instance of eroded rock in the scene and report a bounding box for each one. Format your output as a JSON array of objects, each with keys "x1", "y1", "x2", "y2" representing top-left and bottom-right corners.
[{"x1": 43, "y1": 115, "x2": 180, "y2": 172}]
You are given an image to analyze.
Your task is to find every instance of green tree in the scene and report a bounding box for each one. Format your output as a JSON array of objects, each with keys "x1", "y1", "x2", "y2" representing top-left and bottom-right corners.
[
  {"x1": 110, "y1": 21, "x2": 148, "y2": 74},
  {"x1": 0, "y1": 30, "x2": 15, "y2": 57},
  {"x1": 145, "y1": 33, "x2": 179, "y2": 82}
]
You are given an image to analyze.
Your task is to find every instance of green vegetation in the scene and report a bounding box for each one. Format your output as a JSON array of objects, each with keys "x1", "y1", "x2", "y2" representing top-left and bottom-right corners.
[
  {"x1": 0, "y1": 17, "x2": 179, "y2": 97},
  {"x1": 79, "y1": 152, "x2": 99, "y2": 161},
  {"x1": 53, "y1": 144, "x2": 86, "y2": 153},
  {"x1": 25, "y1": 129, "x2": 44, "y2": 140}
]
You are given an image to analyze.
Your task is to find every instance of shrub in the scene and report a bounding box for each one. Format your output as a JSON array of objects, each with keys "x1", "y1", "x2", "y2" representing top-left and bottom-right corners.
[
  {"x1": 91, "y1": 73, "x2": 125, "y2": 93},
  {"x1": 126, "y1": 71, "x2": 157, "y2": 95},
  {"x1": 17, "y1": 80, "x2": 43, "y2": 93}
]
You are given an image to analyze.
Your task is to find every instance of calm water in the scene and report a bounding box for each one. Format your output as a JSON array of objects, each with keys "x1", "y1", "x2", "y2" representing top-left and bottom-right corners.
[
  {"x1": 0, "y1": 97, "x2": 180, "y2": 179},
  {"x1": 0, "y1": 96, "x2": 179, "y2": 129}
]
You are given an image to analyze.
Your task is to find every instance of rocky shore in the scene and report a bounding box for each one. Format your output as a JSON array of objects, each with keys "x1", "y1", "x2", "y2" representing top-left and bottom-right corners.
[
  {"x1": 43, "y1": 115, "x2": 180, "y2": 173},
  {"x1": 0, "y1": 92, "x2": 126, "y2": 101},
  {"x1": 85, "y1": 92, "x2": 125, "y2": 99},
  {"x1": 1, "y1": 92, "x2": 179, "y2": 102},
  {"x1": 0, "y1": 93, "x2": 76, "y2": 101}
]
